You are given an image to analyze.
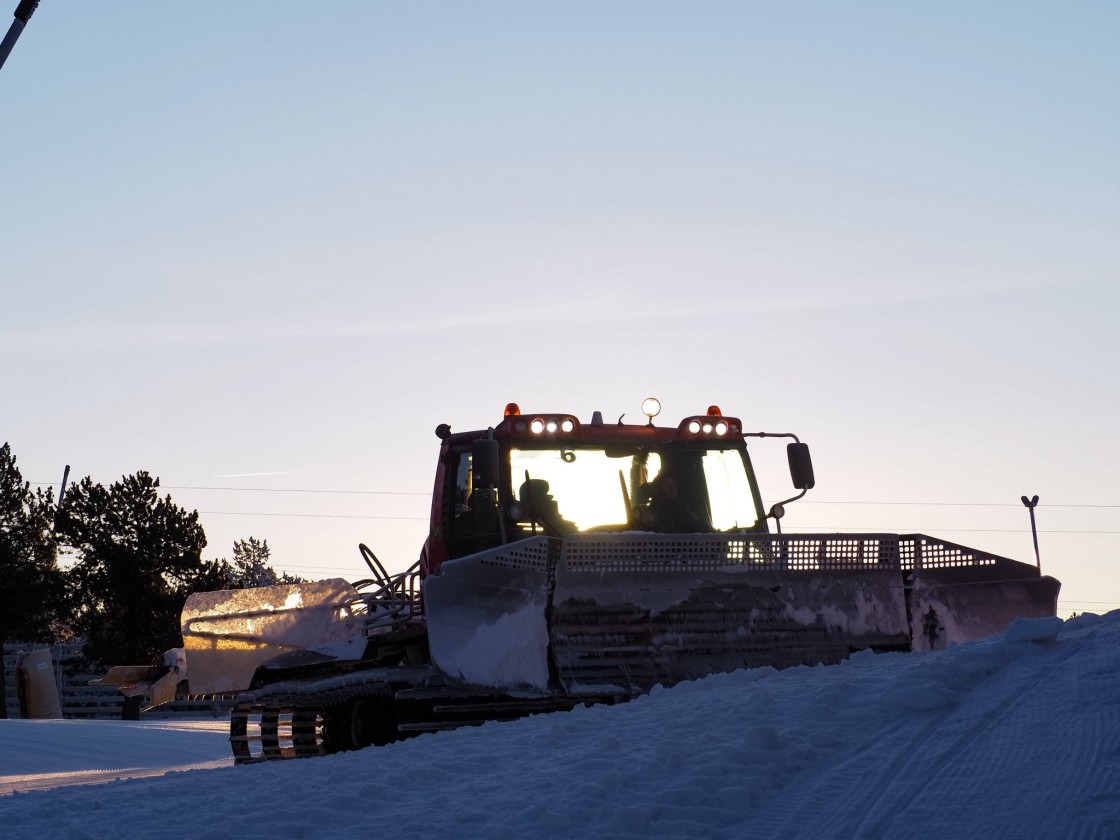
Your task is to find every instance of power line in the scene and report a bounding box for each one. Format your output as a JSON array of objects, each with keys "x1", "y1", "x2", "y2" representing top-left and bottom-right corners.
[
  {"x1": 26, "y1": 483, "x2": 1118, "y2": 530},
  {"x1": 1060, "y1": 601, "x2": 1120, "y2": 606},
  {"x1": 780, "y1": 501, "x2": 1120, "y2": 509},
  {"x1": 200, "y1": 511, "x2": 428, "y2": 521},
  {"x1": 785, "y1": 526, "x2": 1120, "y2": 535},
  {"x1": 32, "y1": 482, "x2": 430, "y2": 496},
  {"x1": 29, "y1": 482, "x2": 1120, "y2": 508},
  {"x1": 175, "y1": 485, "x2": 430, "y2": 496},
  {"x1": 192, "y1": 511, "x2": 1117, "y2": 533}
]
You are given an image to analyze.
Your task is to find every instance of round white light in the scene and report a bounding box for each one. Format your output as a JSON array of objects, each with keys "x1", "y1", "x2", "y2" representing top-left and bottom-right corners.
[
  {"x1": 642, "y1": 397, "x2": 661, "y2": 419},
  {"x1": 702, "y1": 423, "x2": 713, "y2": 434},
  {"x1": 546, "y1": 420, "x2": 558, "y2": 433},
  {"x1": 560, "y1": 419, "x2": 574, "y2": 433},
  {"x1": 715, "y1": 421, "x2": 728, "y2": 435},
  {"x1": 530, "y1": 419, "x2": 545, "y2": 434},
  {"x1": 688, "y1": 420, "x2": 701, "y2": 434}
]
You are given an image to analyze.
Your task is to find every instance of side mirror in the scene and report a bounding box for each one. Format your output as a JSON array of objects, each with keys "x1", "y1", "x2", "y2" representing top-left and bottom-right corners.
[
  {"x1": 472, "y1": 438, "x2": 501, "y2": 489},
  {"x1": 787, "y1": 442, "x2": 815, "y2": 490}
]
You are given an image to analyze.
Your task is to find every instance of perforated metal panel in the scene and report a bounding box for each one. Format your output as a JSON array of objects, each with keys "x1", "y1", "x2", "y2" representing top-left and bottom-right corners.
[
  {"x1": 900, "y1": 536, "x2": 1000, "y2": 570},
  {"x1": 561, "y1": 533, "x2": 906, "y2": 573},
  {"x1": 476, "y1": 537, "x2": 552, "y2": 573},
  {"x1": 564, "y1": 536, "x2": 749, "y2": 573},
  {"x1": 558, "y1": 533, "x2": 1016, "y2": 574}
]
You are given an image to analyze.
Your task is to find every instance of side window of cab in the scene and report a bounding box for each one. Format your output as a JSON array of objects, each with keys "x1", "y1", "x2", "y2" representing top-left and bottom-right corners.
[
  {"x1": 452, "y1": 451, "x2": 474, "y2": 535},
  {"x1": 446, "y1": 447, "x2": 503, "y2": 559}
]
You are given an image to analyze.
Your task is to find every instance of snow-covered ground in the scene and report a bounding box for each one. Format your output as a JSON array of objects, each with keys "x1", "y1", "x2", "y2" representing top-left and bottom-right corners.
[
  {"x1": 0, "y1": 719, "x2": 232, "y2": 797},
  {"x1": 2, "y1": 612, "x2": 1118, "y2": 839}
]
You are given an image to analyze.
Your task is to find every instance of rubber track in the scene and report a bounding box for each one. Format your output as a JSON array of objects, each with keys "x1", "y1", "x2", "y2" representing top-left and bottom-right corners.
[
  {"x1": 227, "y1": 665, "x2": 618, "y2": 763},
  {"x1": 229, "y1": 670, "x2": 401, "y2": 764}
]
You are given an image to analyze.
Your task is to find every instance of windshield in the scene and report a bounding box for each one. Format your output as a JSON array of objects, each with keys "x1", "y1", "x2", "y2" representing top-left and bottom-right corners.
[{"x1": 509, "y1": 443, "x2": 761, "y2": 534}]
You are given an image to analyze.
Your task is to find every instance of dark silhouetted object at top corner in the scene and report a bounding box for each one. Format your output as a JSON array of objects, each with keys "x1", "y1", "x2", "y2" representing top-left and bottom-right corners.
[{"x1": 0, "y1": 0, "x2": 40, "y2": 73}]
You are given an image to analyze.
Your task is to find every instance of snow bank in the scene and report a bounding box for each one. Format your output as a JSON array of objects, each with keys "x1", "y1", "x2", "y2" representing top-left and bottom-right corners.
[{"x1": 2, "y1": 613, "x2": 1118, "y2": 839}]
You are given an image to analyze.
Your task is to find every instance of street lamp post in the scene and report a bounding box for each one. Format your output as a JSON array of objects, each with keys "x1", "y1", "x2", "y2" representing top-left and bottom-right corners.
[{"x1": 1021, "y1": 494, "x2": 1041, "y2": 570}]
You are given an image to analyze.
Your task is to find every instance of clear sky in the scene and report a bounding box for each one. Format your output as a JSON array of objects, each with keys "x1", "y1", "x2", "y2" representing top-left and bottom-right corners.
[{"x1": 3, "y1": 2, "x2": 1117, "y2": 617}]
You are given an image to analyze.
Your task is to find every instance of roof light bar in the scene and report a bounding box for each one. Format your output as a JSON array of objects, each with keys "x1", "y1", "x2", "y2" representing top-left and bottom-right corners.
[
  {"x1": 508, "y1": 413, "x2": 581, "y2": 436},
  {"x1": 680, "y1": 415, "x2": 741, "y2": 437}
]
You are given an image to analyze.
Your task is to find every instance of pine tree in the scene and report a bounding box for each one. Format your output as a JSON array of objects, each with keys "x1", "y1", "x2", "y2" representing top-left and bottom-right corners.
[
  {"x1": 223, "y1": 537, "x2": 304, "y2": 588},
  {"x1": 56, "y1": 472, "x2": 226, "y2": 665},
  {"x1": 0, "y1": 443, "x2": 65, "y2": 646},
  {"x1": 0, "y1": 443, "x2": 66, "y2": 718}
]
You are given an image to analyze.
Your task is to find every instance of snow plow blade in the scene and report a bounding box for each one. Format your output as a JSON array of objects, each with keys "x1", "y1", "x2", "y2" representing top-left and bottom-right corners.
[
  {"x1": 181, "y1": 579, "x2": 364, "y2": 695},
  {"x1": 94, "y1": 660, "x2": 181, "y2": 709},
  {"x1": 423, "y1": 538, "x2": 554, "y2": 692},
  {"x1": 424, "y1": 533, "x2": 1058, "y2": 695}
]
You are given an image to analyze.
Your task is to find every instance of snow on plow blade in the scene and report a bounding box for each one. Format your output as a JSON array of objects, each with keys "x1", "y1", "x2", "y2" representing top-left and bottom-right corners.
[
  {"x1": 425, "y1": 533, "x2": 1058, "y2": 696},
  {"x1": 423, "y1": 538, "x2": 554, "y2": 692},
  {"x1": 181, "y1": 579, "x2": 363, "y2": 695}
]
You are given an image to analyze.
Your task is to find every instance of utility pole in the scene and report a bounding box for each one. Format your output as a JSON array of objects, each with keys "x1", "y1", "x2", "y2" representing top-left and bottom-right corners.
[{"x1": 0, "y1": 0, "x2": 40, "y2": 72}]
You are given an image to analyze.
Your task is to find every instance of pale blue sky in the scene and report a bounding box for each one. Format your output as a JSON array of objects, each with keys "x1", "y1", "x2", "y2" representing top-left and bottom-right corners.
[{"x1": 3, "y1": 2, "x2": 1117, "y2": 615}]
